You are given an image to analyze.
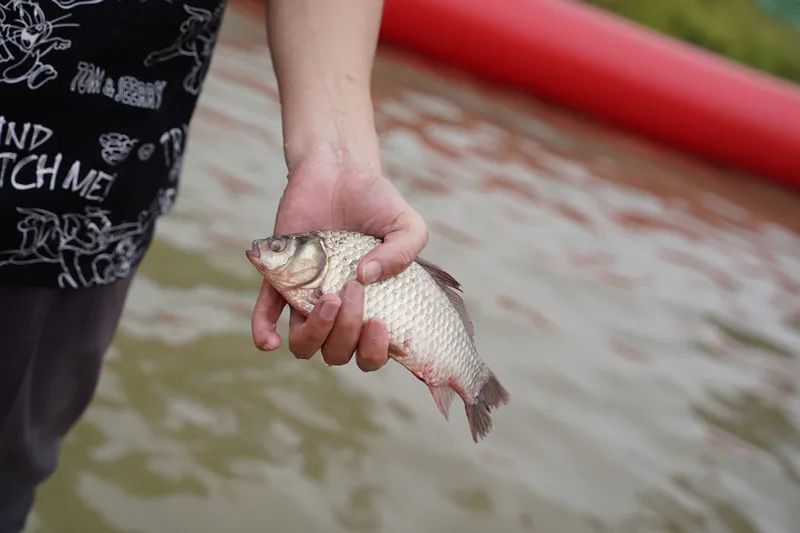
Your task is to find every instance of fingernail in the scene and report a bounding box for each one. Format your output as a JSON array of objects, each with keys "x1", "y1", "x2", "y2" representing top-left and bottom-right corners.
[
  {"x1": 363, "y1": 261, "x2": 381, "y2": 284},
  {"x1": 367, "y1": 320, "x2": 384, "y2": 339},
  {"x1": 320, "y1": 300, "x2": 339, "y2": 321},
  {"x1": 342, "y1": 281, "x2": 363, "y2": 303}
]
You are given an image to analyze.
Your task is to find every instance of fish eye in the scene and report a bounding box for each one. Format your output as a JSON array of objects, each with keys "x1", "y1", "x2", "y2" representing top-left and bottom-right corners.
[{"x1": 269, "y1": 238, "x2": 287, "y2": 253}]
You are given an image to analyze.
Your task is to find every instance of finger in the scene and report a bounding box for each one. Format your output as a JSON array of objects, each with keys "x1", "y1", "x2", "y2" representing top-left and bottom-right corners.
[
  {"x1": 356, "y1": 318, "x2": 389, "y2": 372},
  {"x1": 358, "y1": 212, "x2": 428, "y2": 284},
  {"x1": 251, "y1": 280, "x2": 285, "y2": 351},
  {"x1": 320, "y1": 281, "x2": 364, "y2": 366},
  {"x1": 288, "y1": 294, "x2": 341, "y2": 359}
]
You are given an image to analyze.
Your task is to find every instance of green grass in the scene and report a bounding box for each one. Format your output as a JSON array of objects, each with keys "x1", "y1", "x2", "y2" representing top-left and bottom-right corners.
[{"x1": 582, "y1": 0, "x2": 800, "y2": 84}]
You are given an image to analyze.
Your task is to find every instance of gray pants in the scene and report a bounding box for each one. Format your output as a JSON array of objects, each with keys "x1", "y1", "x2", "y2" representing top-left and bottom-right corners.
[{"x1": 0, "y1": 279, "x2": 132, "y2": 533}]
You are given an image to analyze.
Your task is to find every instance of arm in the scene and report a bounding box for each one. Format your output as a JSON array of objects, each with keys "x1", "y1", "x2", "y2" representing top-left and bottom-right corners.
[
  {"x1": 267, "y1": 0, "x2": 383, "y2": 171},
  {"x1": 252, "y1": 0, "x2": 428, "y2": 371}
]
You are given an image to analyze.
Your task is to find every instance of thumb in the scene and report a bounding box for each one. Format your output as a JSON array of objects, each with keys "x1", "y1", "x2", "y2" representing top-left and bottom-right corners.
[{"x1": 358, "y1": 212, "x2": 428, "y2": 284}]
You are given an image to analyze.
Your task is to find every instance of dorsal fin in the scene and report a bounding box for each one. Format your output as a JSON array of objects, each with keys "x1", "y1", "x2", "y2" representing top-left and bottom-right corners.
[{"x1": 416, "y1": 258, "x2": 474, "y2": 340}]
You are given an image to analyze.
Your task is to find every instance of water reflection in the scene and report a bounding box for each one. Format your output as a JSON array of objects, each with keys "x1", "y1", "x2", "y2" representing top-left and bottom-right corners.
[
  {"x1": 34, "y1": 277, "x2": 387, "y2": 532},
  {"x1": 696, "y1": 390, "x2": 800, "y2": 483},
  {"x1": 29, "y1": 2, "x2": 800, "y2": 532},
  {"x1": 625, "y1": 477, "x2": 759, "y2": 533}
]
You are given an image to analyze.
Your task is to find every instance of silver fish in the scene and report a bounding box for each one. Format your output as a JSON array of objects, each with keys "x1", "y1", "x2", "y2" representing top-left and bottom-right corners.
[{"x1": 246, "y1": 230, "x2": 509, "y2": 442}]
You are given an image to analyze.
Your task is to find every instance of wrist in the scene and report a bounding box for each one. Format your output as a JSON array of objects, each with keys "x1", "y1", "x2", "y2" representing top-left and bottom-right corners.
[
  {"x1": 286, "y1": 142, "x2": 383, "y2": 189},
  {"x1": 280, "y1": 87, "x2": 380, "y2": 172},
  {"x1": 283, "y1": 135, "x2": 381, "y2": 179}
]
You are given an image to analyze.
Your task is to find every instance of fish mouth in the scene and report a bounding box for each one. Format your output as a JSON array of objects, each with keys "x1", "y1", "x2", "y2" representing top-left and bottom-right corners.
[{"x1": 245, "y1": 239, "x2": 260, "y2": 262}]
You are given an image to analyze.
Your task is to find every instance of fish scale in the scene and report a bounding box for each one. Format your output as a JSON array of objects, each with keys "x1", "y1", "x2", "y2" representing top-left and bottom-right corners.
[{"x1": 247, "y1": 230, "x2": 509, "y2": 442}]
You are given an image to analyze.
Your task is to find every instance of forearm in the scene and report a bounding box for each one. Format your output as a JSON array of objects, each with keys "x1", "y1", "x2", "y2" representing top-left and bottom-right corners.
[{"x1": 266, "y1": 0, "x2": 384, "y2": 171}]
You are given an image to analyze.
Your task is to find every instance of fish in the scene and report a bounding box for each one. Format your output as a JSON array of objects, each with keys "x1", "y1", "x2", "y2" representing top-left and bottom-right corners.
[{"x1": 246, "y1": 230, "x2": 509, "y2": 442}]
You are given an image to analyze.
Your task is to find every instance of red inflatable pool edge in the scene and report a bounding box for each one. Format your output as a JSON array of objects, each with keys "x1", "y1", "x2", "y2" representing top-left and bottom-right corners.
[{"x1": 379, "y1": 0, "x2": 800, "y2": 189}]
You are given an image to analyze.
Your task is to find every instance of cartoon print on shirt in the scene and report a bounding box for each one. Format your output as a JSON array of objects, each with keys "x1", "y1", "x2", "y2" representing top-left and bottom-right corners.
[
  {"x1": 0, "y1": 1, "x2": 77, "y2": 89},
  {"x1": 143, "y1": 3, "x2": 224, "y2": 95},
  {"x1": 70, "y1": 61, "x2": 168, "y2": 110},
  {"x1": 98, "y1": 132, "x2": 139, "y2": 166},
  {"x1": 0, "y1": 188, "x2": 176, "y2": 288},
  {"x1": 159, "y1": 124, "x2": 187, "y2": 180},
  {"x1": 137, "y1": 142, "x2": 155, "y2": 161},
  {"x1": 49, "y1": 0, "x2": 103, "y2": 9}
]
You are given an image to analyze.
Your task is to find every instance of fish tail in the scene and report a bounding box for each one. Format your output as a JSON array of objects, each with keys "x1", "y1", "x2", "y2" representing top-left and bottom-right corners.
[{"x1": 465, "y1": 373, "x2": 510, "y2": 443}]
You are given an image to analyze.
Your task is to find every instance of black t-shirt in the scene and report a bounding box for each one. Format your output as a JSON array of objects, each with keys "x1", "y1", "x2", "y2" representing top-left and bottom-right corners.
[{"x1": 0, "y1": 0, "x2": 227, "y2": 288}]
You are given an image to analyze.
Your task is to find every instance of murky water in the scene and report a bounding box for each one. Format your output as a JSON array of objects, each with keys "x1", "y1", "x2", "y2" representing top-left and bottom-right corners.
[{"x1": 28, "y1": 4, "x2": 800, "y2": 533}]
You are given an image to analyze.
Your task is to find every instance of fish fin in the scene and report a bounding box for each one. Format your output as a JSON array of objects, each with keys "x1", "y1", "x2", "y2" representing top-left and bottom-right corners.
[
  {"x1": 428, "y1": 385, "x2": 455, "y2": 420},
  {"x1": 465, "y1": 373, "x2": 510, "y2": 443},
  {"x1": 416, "y1": 257, "x2": 462, "y2": 290},
  {"x1": 416, "y1": 258, "x2": 474, "y2": 340},
  {"x1": 388, "y1": 343, "x2": 408, "y2": 360}
]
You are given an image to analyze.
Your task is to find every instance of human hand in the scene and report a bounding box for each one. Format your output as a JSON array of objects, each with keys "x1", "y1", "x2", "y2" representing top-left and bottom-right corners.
[{"x1": 251, "y1": 150, "x2": 428, "y2": 372}]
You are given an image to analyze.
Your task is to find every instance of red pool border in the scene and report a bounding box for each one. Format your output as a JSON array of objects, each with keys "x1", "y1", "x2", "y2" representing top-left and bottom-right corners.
[{"x1": 379, "y1": 0, "x2": 800, "y2": 188}]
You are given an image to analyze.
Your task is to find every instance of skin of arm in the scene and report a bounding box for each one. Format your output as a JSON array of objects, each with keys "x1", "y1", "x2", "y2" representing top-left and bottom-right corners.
[{"x1": 252, "y1": 0, "x2": 429, "y2": 372}]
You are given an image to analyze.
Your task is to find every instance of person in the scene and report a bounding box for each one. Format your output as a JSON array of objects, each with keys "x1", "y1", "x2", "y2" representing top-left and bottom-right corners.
[{"x1": 0, "y1": 1, "x2": 427, "y2": 531}]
